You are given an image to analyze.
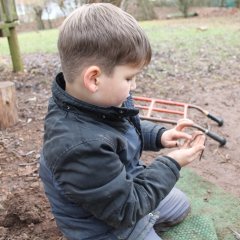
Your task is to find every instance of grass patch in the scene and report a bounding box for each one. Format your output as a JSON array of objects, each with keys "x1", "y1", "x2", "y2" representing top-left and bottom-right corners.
[
  {"x1": 0, "y1": 18, "x2": 240, "y2": 57},
  {"x1": 0, "y1": 29, "x2": 58, "y2": 55},
  {"x1": 141, "y1": 20, "x2": 240, "y2": 54}
]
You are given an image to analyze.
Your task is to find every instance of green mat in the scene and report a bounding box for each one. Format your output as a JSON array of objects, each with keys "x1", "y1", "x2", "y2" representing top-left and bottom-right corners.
[
  {"x1": 161, "y1": 215, "x2": 218, "y2": 240},
  {"x1": 156, "y1": 168, "x2": 240, "y2": 240}
]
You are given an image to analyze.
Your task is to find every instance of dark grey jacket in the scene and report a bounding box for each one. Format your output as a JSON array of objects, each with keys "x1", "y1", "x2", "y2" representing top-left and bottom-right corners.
[{"x1": 39, "y1": 73, "x2": 181, "y2": 240}]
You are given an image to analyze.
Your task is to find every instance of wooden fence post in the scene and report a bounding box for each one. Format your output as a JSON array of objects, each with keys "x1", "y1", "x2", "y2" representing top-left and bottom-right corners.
[
  {"x1": 0, "y1": 0, "x2": 23, "y2": 72},
  {"x1": 7, "y1": 26, "x2": 23, "y2": 72}
]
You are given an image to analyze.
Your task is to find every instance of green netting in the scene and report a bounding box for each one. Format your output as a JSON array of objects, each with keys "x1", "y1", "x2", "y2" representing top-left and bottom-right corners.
[
  {"x1": 156, "y1": 168, "x2": 240, "y2": 240},
  {"x1": 161, "y1": 215, "x2": 218, "y2": 240}
]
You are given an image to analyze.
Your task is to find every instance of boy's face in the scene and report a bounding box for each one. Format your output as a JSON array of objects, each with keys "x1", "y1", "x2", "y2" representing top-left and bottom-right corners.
[{"x1": 97, "y1": 65, "x2": 141, "y2": 107}]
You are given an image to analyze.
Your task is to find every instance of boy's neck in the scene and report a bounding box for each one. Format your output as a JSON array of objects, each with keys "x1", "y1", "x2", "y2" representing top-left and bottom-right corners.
[{"x1": 65, "y1": 81, "x2": 100, "y2": 107}]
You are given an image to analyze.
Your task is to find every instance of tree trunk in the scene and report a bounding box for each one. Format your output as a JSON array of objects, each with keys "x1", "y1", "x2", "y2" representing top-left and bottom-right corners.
[
  {"x1": 86, "y1": 0, "x2": 101, "y2": 3},
  {"x1": 0, "y1": 81, "x2": 18, "y2": 129},
  {"x1": 121, "y1": 0, "x2": 156, "y2": 21},
  {"x1": 47, "y1": 18, "x2": 53, "y2": 29},
  {"x1": 33, "y1": 6, "x2": 45, "y2": 30},
  {"x1": 54, "y1": 0, "x2": 67, "y2": 16},
  {"x1": 85, "y1": 0, "x2": 122, "y2": 6},
  {"x1": 220, "y1": 0, "x2": 225, "y2": 7},
  {"x1": 236, "y1": 0, "x2": 240, "y2": 8},
  {"x1": 45, "y1": 7, "x2": 53, "y2": 29},
  {"x1": 178, "y1": 0, "x2": 191, "y2": 18},
  {"x1": 105, "y1": 0, "x2": 122, "y2": 7}
]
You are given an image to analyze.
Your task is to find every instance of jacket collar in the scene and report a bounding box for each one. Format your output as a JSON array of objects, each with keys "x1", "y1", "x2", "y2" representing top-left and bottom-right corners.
[{"x1": 52, "y1": 72, "x2": 139, "y2": 120}]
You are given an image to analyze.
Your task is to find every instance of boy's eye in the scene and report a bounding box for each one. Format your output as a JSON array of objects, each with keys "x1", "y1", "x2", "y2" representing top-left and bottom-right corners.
[{"x1": 126, "y1": 76, "x2": 135, "y2": 81}]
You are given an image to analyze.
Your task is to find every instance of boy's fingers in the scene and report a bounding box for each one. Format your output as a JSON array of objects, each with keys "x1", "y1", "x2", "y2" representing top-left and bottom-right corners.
[
  {"x1": 193, "y1": 144, "x2": 205, "y2": 152},
  {"x1": 189, "y1": 144, "x2": 205, "y2": 159},
  {"x1": 167, "y1": 141, "x2": 180, "y2": 148},
  {"x1": 190, "y1": 132, "x2": 206, "y2": 147},
  {"x1": 175, "y1": 119, "x2": 194, "y2": 131},
  {"x1": 175, "y1": 131, "x2": 192, "y2": 140},
  {"x1": 166, "y1": 133, "x2": 192, "y2": 147}
]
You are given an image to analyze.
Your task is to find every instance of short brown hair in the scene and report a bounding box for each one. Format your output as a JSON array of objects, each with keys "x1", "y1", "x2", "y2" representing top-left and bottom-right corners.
[{"x1": 58, "y1": 3, "x2": 152, "y2": 82}]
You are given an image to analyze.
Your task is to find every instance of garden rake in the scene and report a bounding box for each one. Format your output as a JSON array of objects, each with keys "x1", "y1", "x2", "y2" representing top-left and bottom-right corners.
[{"x1": 133, "y1": 96, "x2": 226, "y2": 146}]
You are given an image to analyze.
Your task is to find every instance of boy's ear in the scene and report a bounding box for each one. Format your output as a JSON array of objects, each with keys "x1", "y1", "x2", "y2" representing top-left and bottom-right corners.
[{"x1": 83, "y1": 66, "x2": 101, "y2": 93}]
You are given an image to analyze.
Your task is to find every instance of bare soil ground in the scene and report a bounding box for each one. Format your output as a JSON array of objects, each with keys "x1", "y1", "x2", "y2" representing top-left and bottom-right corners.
[{"x1": 0, "y1": 10, "x2": 240, "y2": 240}]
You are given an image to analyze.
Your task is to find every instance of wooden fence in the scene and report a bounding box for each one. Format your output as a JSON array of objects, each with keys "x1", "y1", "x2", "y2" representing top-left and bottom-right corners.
[{"x1": 0, "y1": 0, "x2": 23, "y2": 72}]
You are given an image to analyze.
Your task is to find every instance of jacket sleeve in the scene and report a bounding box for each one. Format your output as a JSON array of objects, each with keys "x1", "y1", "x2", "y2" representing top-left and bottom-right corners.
[
  {"x1": 140, "y1": 120, "x2": 167, "y2": 151},
  {"x1": 53, "y1": 136, "x2": 180, "y2": 229}
]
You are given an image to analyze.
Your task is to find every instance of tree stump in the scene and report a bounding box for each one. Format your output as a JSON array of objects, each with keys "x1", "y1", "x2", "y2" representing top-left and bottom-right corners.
[{"x1": 0, "y1": 81, "x2": 18, "y2": 129}]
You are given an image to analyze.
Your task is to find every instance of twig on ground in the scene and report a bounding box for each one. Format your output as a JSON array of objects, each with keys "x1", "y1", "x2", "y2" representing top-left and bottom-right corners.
[
  {"x1": 18, "y1": 160, "x2": 39, "y2": 167},
  {"x1": 229, "y1": 227, "x2": 240, "y2": 240}
]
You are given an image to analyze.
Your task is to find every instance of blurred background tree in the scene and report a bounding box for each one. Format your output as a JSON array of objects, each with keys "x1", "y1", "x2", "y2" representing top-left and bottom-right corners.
[
  {"x1": 84, "y1": 0, "x2": 156, "y2": 19},
  {"x1": 14, "y1": 0, "x2": 240, "y2": 30},
  {"x1": 121, "y1": 0, "x2": 156, "y2": 20},
  {"x1": 177, "y1": 0, "x2": 193, "y2": 17},
  {"x1": 16, "y1": 0, "x2": 54, "y2": 30},
  {"x1": 236, "y1": 0, "x2": 240, "y2": 7},
  {"x1": 86, "y1": 0, "x2": 122, "y2": 6}
]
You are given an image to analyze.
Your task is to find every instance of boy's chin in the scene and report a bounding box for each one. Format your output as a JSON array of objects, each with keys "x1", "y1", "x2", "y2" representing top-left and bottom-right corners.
[{"x1": 117, "y1": 102, "x2": 125, "y2": 108}]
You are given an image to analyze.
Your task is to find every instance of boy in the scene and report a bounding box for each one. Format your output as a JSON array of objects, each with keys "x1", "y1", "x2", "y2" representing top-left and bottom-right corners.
[{"x1": 39, "y1": 3, "x2": 205, "y2": 240}]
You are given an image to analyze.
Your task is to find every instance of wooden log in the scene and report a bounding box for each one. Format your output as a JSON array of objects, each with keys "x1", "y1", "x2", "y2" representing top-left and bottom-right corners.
[{"x1": 0, "y1": 81, "x2": 18, "y2": 129}]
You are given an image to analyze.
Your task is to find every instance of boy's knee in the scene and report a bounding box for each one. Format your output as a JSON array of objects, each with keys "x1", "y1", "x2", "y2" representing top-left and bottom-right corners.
[
  {"x1": 174, "y1": 188, "x2": 190, "y2": 209},
  {"x1": 170, "y1": 188, "x2": 191, "y2": 218},
  {"x1": 155, "y1": 188, "x2": 191, "y2": 226}
]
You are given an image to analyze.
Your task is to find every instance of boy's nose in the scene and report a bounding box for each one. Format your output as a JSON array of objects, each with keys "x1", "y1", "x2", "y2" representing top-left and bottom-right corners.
[{"x1": 130, "y1": 79, "x2": 136, "y2": 90}]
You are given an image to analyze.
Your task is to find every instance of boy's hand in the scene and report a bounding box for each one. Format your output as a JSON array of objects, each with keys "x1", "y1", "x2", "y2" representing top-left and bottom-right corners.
[
  {"x1": 167, "y1": 131, "x2": 206, "y2": 167},
  {"x1": 160, "y1": 119, "x2": 194, "y2": 148}
]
